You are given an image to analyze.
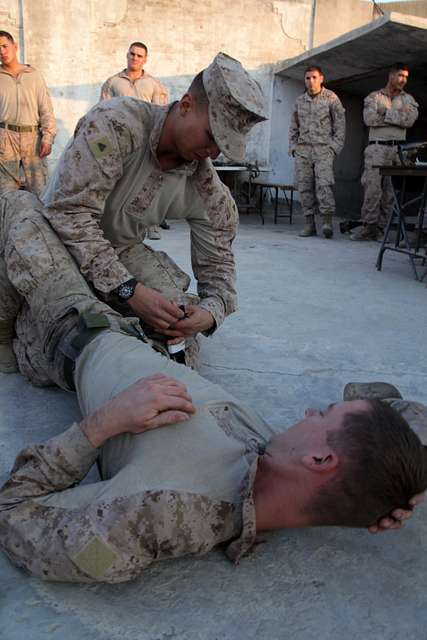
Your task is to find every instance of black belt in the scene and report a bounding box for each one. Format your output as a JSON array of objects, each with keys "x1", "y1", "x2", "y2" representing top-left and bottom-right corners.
[
  {"x1": 62, "y1": 311, "x2": 147, "y2": 390},
  {"x1": 62, "y1": 312, "x2": 111, "y2": 390},
  {"x1": 0, "y1": 122, "x2": 38, "y2": 133},
  {"x1": 368, "y1": 140, "x2": 401, "y2": 146}
]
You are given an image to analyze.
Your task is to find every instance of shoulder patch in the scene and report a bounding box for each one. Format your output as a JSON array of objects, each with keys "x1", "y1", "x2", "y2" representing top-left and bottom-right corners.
[
  {"x1": 88, "y1": 136, "x2": 114, "y2": 159},
  {"x1": 72, "y1": 535, "x2": 118, "y2": 579}
]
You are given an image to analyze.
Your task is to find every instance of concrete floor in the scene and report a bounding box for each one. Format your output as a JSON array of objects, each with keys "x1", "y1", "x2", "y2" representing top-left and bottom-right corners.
[{"x1": 1, "y1": 209, "x2": 427, "y2": 639}]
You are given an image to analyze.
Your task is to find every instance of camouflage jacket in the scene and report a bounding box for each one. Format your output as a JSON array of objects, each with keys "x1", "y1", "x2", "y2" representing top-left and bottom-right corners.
[
  {"x1": 0, "y1": 388, "x2": 273, "y2": 583},
  {"x1": 0, "y1": 65, "x2": 56, "y2": 144},
  {"x1": 100, "y1": 69, "x2": 168, "y2": 105},
  {"x1": 363, "y1": 88, "x2": 418, "y2": 140},
  {"x1": 42, "y1": 99, "x2": 238, "y2": 329},
  {"x1": 288, "y1": 88, "x2": 345, "y2": 155}
]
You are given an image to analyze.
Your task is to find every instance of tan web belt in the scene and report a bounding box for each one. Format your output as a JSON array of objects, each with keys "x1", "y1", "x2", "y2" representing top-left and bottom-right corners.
[{"x1": 0, "y1": 122, "x2": 38, "y2": 133}]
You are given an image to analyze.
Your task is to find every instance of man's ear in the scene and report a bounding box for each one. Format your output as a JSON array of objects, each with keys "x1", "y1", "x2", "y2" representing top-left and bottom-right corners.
[
  {"x1": 178, "y1": 93, "x2": 194, "y2": 115},
  {"x1": 301, "y1": 451, "x2": 339, "y2": 474}
]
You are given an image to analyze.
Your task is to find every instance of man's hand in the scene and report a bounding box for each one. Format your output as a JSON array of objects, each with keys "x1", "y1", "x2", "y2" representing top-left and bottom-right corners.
[
  {"x1": 80, "y1": 374, "x2": 196, "y2": 448},
  {"x1": 39, "y1": 141, "x2": 52, "y2": 158},
  {"x1": 368, "y1": 492, "x2": 424, "y2": 533},
  {"x1": 128, "y1": 284, "x2": 185, "y2": 332},
  {"x1": 162, "y1": 305, "x2": 215, "y2": 341}
]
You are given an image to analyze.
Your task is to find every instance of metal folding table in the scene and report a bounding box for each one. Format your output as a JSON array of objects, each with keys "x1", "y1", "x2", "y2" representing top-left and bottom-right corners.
[
  {"x1": 376, "y1": 166, "x2": 427, "y2": 281},
  {"x1": 251, "y1": 181, "x2": 295, "y2": 225}
]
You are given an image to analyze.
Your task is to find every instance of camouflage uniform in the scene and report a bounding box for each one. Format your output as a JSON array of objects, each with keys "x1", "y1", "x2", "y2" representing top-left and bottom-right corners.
[
  {"x1": 0, "y1": 65, "x2": 56, "y2": 195},
  {"x1": 361, "y1": 89, "x2": 418, "y2": 228},
  {"x1": 40, "y1": 52, "x2": 268, "y2": 328},
  {"x1": 0, "y1": 191, "x2": 197, "y2": 376},
  {"x1": 100, "y1": 69, "x2": 169, "y2": 105},
  {"x1": 41, "y1": 98, "x2": 238, "y2": 329},
  {"x1": 0, "y1": 192, "x2": 273, "y2": 583},
  {"x1": 0, "y1": 53, "x2": 268, "y2": 371},
  {"x1": 289, "y1": 88, "x2": 345, "y2": 220}
]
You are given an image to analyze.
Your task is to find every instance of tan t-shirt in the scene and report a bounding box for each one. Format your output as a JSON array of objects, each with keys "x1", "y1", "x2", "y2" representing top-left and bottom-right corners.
[
  {"x1": 100, "y1": 69, "x2": 168, "y2": 105},
  {"x1": 0, "y1": 64, "x2": 56, "y2": 143}
]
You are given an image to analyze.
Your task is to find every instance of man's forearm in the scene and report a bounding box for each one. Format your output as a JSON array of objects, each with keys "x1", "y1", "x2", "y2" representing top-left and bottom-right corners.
[
  {"x1": 80, "y1": 398, "x2": 134, "y2": 448},
  {"x1": 0, "y1": 422, "x2": 146, "y2": 583},
  {"x1": 363, "y1": 96, "x2": 386, "y2": 128},
  {"x1": 0, "y1": 423, "x2": 98, "y2": 508},
  {"x1": 384, "y1": 105, "x2": 419, "y2": 129},
  {"x1": 190, "y1": 203, "x2": 238, "y2": 330},
  {"x1": 38, "y1": 82, "x2": 57, "y2": 144},
  {"x1": 288, "y1": 110, "x2": 299, "y2": 154},
  {"x1": 197, "y1": 295, "x2": 227, "y2": 333}
]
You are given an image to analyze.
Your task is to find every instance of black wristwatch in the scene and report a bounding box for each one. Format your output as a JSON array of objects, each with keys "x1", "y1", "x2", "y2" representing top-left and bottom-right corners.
[{"x1": 115, "y1": 278, "x2": 138, "y2": 302}]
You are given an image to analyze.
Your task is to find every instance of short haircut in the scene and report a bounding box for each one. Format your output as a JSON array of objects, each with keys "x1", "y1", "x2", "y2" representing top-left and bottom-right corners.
[
  {"x1": 306, "y1": 399, "x2": 427, "y2": 527},
  {"x1": 187, "y1": 71, "x2": 209, "y2": 109},
  {"x1": 0, "y1": 31, "x2": 15, "y2": 43},
  {"x1": 304, "y1": 65, "x2": 323, "y2": 76},
  {"x1": 129, "y1": 42, "x2": 148, "y2": 54},
  {"x1": 390, "y1": 63, "x2": 409, "y2": 74}
]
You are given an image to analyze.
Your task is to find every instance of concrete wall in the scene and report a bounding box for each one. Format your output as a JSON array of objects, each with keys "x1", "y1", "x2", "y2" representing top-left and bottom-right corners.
[
  {"x1": 333, "y1": 91, "x2": 366, "y2": 217},
  {"x1": 313, "y1": 0, "x2": 374, "y2": 47},
  {"x1": 1, "y1": 0, "x2": 379, "y2": 194},
  {"x1": 378, "y1": 1, "x2": 427, "y2": 19},
  {"x1": 1, "y1": 0, "x2": 316, "y2": 167},
  {"x1": 269, "y1": 76, "x2": 302, "y2": 183}
]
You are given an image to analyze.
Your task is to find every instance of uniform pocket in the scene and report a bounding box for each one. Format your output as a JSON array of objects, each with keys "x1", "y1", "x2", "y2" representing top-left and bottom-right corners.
[
  {"x1": 4, "y1": 216, "x2": 54, "y2": 295},
  {"x1": 206, "y1": 401, "x2": 266, "y2": 453},
  {"x1": 123, "y1": 170, "x2": 164, "y2": 222}
]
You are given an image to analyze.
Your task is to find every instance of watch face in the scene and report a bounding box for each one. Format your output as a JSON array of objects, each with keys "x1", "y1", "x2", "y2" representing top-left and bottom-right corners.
[
  {"x1": 117, "y1": 279, "x2": 137, "y2": 300},
  {"x1": 119, "y1": 284, "x2": 133, "y2": 299}
]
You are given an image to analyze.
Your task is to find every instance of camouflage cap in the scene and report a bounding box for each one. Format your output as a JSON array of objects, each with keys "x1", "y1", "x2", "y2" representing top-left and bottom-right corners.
[{"x1": 202, "y1": 52, "x2": 269, "y2": 163}]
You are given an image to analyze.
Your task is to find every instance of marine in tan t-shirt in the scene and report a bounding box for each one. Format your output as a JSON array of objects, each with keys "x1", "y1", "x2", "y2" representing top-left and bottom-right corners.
[{"x1": 0, "y1": 30, "x2": 56, "y2": 196}]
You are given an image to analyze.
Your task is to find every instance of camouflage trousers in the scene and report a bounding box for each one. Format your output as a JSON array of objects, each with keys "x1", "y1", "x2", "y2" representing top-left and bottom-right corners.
[
  {"x1": 0, "y1": 191, "x2": 198, "y2": 389},
  {"x1": 0, "y1": 128, "x2": 47, "y2": 196},
  {"x1": 294, "y1": 147, "x2": 336, "y2": 218},
  {"x1": 361, "y1": 144, "x2": 400, "y2": 228}
]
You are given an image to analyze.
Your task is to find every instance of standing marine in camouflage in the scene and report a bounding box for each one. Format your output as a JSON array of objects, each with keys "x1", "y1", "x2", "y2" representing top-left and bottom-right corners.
[
  {"x1": 352, "y1": 63, "x2": 418, "y2": 241},
  {"x1": 100, "y1": 41, "x2": 169, "y2": 241},
  {"x1": 289, "y1": 66, "x2": 345, "y2": 239},
  {"x1": 0, "y1": 195, "x2": 425, "y2": 582},
  {"x1": 0, "y1": 30, "x2": 56, "y2": 195},
  {"x1": 0, "y1": 52, "x2": 268, "y2": 374}
]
